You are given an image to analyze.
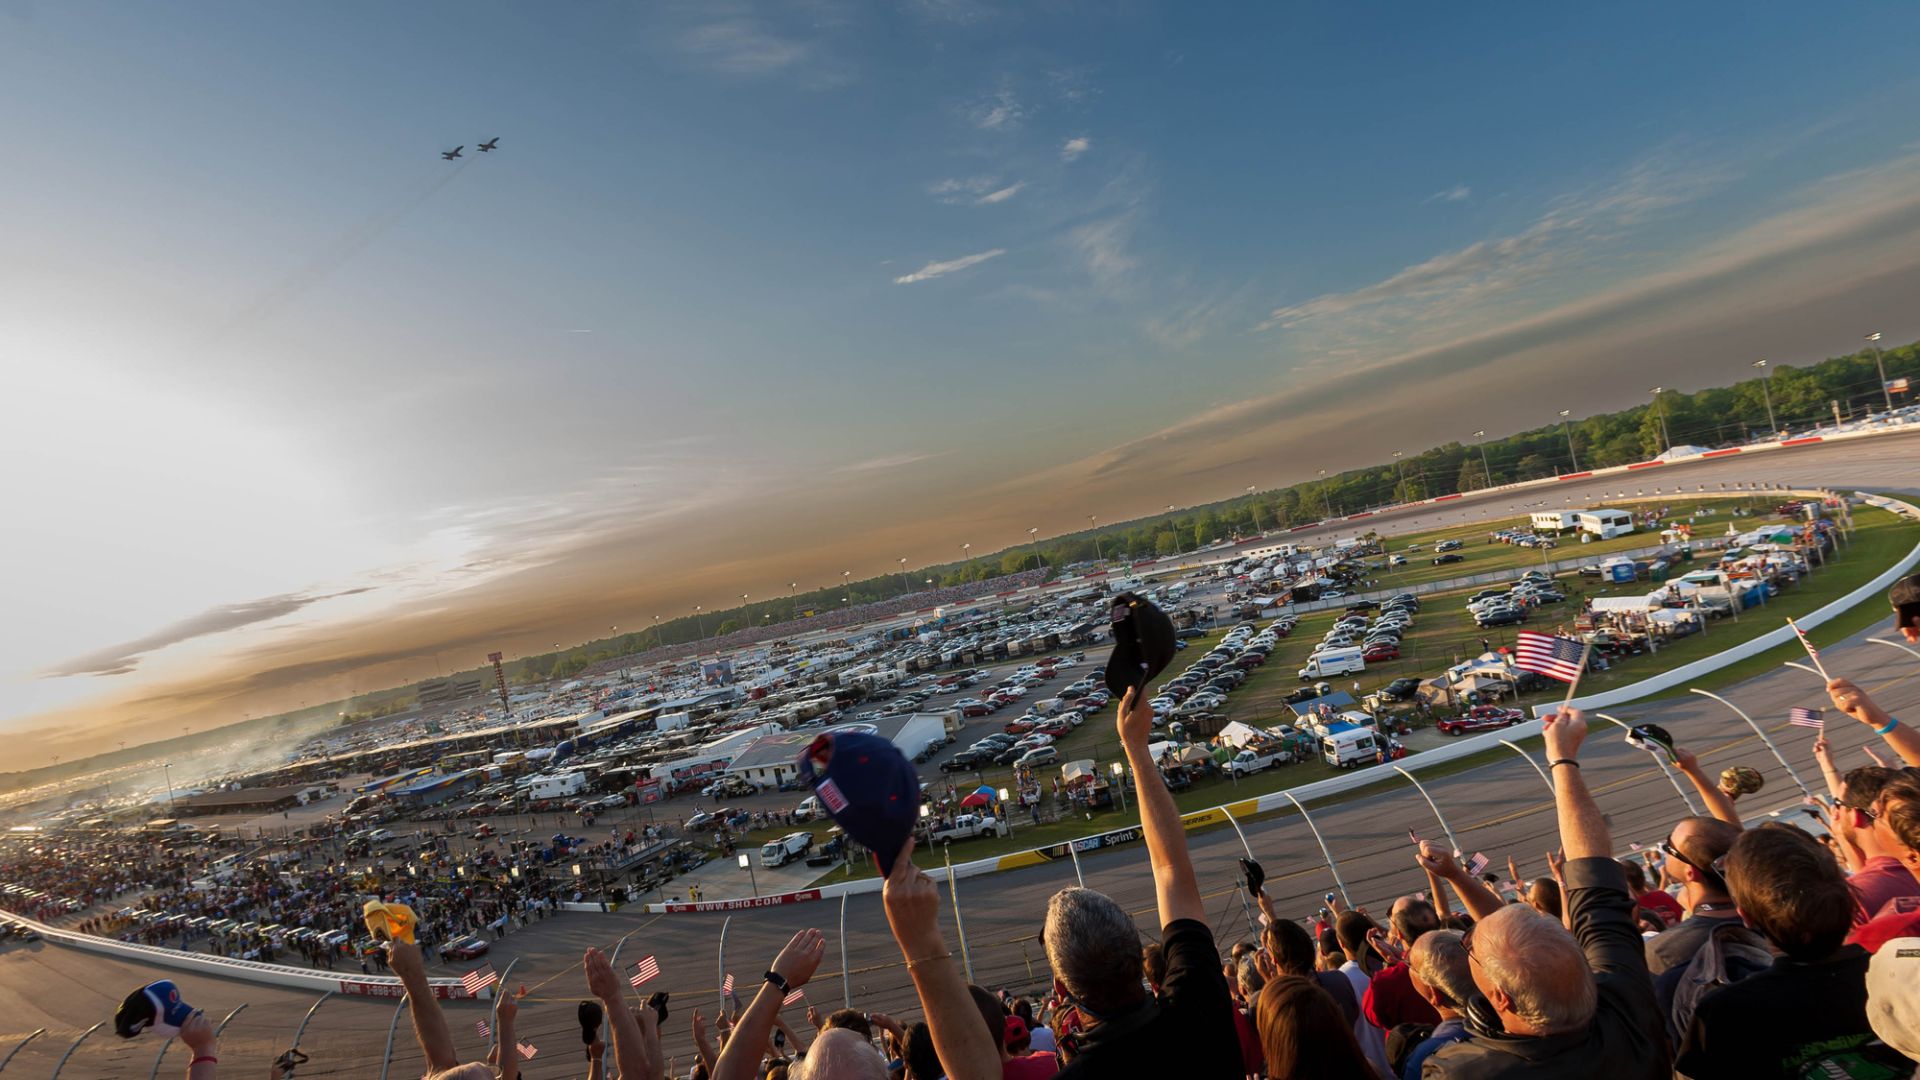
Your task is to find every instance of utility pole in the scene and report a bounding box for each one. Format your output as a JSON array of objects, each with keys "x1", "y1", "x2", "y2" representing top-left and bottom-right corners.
[
  {"x1": 1867, "y1": 332, "x2": 1892, "y2": 413},
  {"x1": 1753, "y1": 359, "x2": 1777, "y2": 437}
]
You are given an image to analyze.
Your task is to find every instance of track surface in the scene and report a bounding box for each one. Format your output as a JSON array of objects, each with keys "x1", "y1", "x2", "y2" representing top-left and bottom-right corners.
[{"x1": 3, "y1": 434, "x2": 1916, "y2": 1078}]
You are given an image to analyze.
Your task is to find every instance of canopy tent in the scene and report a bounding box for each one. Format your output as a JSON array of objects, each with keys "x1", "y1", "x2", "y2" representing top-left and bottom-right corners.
[
  {"x1": 1060, "y1": 760, "x2": 1097, "y2": 787},
  {"x1": 1215, "y1": 721, "x2": 1272, "y2": 750},
  {"x1": 958, "y1": 791, "x2": 992, "y2": 809}
]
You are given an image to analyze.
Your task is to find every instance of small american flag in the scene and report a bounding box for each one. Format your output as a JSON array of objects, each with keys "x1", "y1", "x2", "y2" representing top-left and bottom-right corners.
[
  {"x1": 629, "y1": 955, "x2": 660, "y2": 988},
  {"x1": 516, "y1": 1041, "x2": 538, "y2": 1059},
  {"x1": 1513, "y1": 631, "x2": 1588, "y2": 683},
  {"x1": 1789, "y1": 707, "x2": 1825, "y2": 730},
  {"x1": 461, "y1": 967, "x2": 499, "y2": 995},
  {"x1": 784, "y1": 988, "x2": 805, "y2": 1007},
  {"x1": 1465, "y1": 852, "x2": 1489, "y2": 877},
  {"x1": 1789, "y1": 619, "x2": 1823, "y2": 665},
  {"x1": 721, "y1": 972, "x2": 734, "y2": 996},
  {"x1": 476, "y1": 1020, "x2": 490, "y2": 1038}
]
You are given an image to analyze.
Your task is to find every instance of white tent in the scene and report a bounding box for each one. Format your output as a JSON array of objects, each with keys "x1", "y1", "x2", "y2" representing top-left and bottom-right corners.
[
  {"x1": 1589, "y1": 593, "x2": 1661, "y2": 613},
  {"x1": 1216, "y1": 721, "x2": 1271, "y2": 750}
]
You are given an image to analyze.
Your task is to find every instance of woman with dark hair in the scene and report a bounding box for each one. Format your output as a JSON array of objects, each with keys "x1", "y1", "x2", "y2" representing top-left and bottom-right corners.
[{"x1": 1255, "y1": 976, "x2": 1374, "y2": 1080}]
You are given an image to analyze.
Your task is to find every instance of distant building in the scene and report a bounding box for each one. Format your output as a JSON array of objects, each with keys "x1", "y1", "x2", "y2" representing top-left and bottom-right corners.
[
  {"x1": 419, "y1": 675, "x2": 482, "y2": 708},
  {"x1": 723, "y1": 713, "x2": 943, "y2": 789},
  {"x1": 172, "y1": 785, "x2": 306, "y2": 817}
]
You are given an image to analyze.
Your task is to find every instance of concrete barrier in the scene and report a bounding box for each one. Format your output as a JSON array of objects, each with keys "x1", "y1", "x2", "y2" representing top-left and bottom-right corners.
[{"x1": 0, "y1": 912, "x2": 478, "y2": 999}]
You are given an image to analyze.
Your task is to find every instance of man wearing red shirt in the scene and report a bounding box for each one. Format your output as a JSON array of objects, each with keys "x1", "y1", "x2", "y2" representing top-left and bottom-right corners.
[
  {"x1": 1619, "y1": 858, "x2": 1684, "y2": 927},
  {"x1": 1849, "y1": 773, "x2": 1920, "y2": 954},
  {"x1": 1362, "y1": 896, "x2": 1442, "y2": 1031}
]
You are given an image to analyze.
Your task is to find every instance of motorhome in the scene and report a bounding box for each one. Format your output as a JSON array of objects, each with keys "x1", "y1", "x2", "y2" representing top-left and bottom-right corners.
[
  {"x1": 1298, "y1": 647, "x2": 1366, "y2": 680},
  {"x1": 1577, "y1": 509, "x2": 1635, "y2": 540},
  {"x1": 527, "y1": 773, "x2": 588, "y2": 800},
  {"x1": 1322, "y1": 726, "x2": 1380, "y2": 768}
]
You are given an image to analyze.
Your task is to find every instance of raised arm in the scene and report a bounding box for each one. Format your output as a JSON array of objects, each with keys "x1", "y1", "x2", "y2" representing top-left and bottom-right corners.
[
  {"x1": 881, "y1": 839, "x2": 999, "y2": 1080},
  {"x1": 1811, "y1": 736, "x2": 1846, "y2": 802},
  {"x1": 1673, "y1": 747, "x2": 1740, "y2": 825},
  {"x1": 583, "y1": 948, "x2": 659, "y2": 1080},
  {"x1": 1416, "y1": 841, "x2": 1503, "y2": 922},
  {"x1": 690, "y1": 1009, "x2": 716, "y2": 1075},
  {"x1": 1830, "y1": 677, "x2": 1920, "y2": 767},
  {"x1": 493, "y1": 990, "x2": 520, "y2": 1080},
  {"x1": 178, "y1": 1012, "x2": 218, "y2": 1080},
  {"x1": 1118, "y1": 687, "x2": 1204, "y2": 926},
  {"x1": 388, "y1": 939, "x2": 459, "y2": 1072},
  {"x1": 713, "y1": 930, "x2": 824, "y2": 1080},
  {"x1": 1545, "y1": 709, "x2": 1611, "y2": 860}
]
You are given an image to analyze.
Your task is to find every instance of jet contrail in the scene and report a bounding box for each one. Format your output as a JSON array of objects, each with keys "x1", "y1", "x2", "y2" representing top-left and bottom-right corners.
[{"x1": 209, "y1": 158, "x2": 475, "y2": 342}]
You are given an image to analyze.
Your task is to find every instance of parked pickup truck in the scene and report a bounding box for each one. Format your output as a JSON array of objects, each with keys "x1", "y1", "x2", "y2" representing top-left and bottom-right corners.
[
  {"x1": 928, "y1": 814, "x2": 1007, "y2": 843},
  {"x1": 1226, "y1": 748, "x2": 1285, "y2": 777}
]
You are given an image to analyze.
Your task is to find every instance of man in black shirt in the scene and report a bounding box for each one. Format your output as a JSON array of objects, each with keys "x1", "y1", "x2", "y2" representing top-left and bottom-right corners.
[
  {"x1": 1046, "y1": 688, "x2": 1242, "y2": 1078},
  {"x1": 1676, "y1": 824, "x2": 1911, "y2": 1078}
]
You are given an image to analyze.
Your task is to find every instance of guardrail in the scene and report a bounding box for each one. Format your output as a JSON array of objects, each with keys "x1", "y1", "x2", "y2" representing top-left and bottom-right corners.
[
  {"x1": 639, "y1": 489, "x2": 1920, "y2": 911},
  {"x1": 0, "y1": 912, "x2": 477, "y2": 999}
]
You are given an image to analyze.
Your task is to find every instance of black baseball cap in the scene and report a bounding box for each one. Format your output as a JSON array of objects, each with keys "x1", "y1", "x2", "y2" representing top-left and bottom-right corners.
[
  {"x1": 1104, "y1": 592, "x2": 1175, "y2": 698},
  {"x1": 1892, "y1": 573, "x2": 1920, "y2": 632}
]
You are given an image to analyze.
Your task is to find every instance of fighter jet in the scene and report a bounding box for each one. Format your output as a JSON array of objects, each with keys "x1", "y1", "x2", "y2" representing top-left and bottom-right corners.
[
  {"x1": 477, "y1": 138, "x2": 499, "y2": 152},
  {"x1": 441, "y1": 146, "x2": 463, "y2": 160}
]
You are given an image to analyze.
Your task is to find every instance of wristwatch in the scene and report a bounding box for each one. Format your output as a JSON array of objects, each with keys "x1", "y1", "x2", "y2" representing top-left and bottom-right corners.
[{"x1": 764, "y1": 969, "x2": 789, "y2": 994}]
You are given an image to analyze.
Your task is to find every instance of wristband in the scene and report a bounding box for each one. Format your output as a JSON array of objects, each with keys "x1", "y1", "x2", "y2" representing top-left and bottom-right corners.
[
  {"x1": 1874, "y1": 717, "x2": 1899, "y2": 736},
  {"x1": 1548, "y1": 759, "x2": 1580, "y2": 770},
  {"x1": 905, "y1": 951, "x2": 952, "y2": 969},
  {"x1": 190, "y1": 1056, "x2": 218, "y2": 1066},
  {"x1": 764, "y1": 969, "x2": 789, "y2": 994}
]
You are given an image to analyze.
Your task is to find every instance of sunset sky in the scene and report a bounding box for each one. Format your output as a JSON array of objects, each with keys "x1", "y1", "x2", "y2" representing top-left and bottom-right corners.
[{"x1": 7, "y1": 2, "x2": 1920, "y2": 765}]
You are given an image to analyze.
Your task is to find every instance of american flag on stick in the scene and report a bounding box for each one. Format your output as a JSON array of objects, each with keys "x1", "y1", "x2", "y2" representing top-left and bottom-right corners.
[
  {"x1": 1788, "y1": 707, "x2": 1825, "y2": 730},
  {"x1": 516, "y1": 1041, "x2": 538, "y2": 1060},
  {"x1": 1787, "y1": 618, "x2": 1832, "y2": 680},
  {"x1": 1513, "y1": 631, "x2": 1589, "y2": 683},
  {"x1": 784, "y1": 988, "x2": 805, "y2": 1007},
  {"x1": 461, "y1": 967, "x2": 499, "y2": 996},
  {"x1": 721, "y1": 972, "x2": 734, "y2": 996},
  {"x1": 476, "y1": 1020, "x2": 490, "y2": 1039},
  {"x1": 629, "y1": 955, "x2": 660, "y2": 988}
]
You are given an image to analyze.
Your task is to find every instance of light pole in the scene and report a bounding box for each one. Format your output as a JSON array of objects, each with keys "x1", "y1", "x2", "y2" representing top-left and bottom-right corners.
[
  {"x1": 163, "y1": 762, "x2": 176, "y2": 815},
  {"x1": 1648, "y1": 387, "x2": 1670, "y2": 451},
  {"x1": 1026, "y1": 527, "x2": 1041, "y2": 571},
  {"x1": 693, "y1": 605, "x2": 706, "y2": 639},
  {"x1": 788, "y1": 582, "x2": 799, "y2": 620},
  {"x1": 959, "y1": 544, "x2": 970, "y2": 579},
  {"x1": 897, "y1": 558, "x2": 910, "y2": 594},
  {"x1": 1317, "y1": 470, "x2": 1334, "y2": 520},
  {"x1": 737, "y1": 852, "x2": 758, "y2": 897},
  {"x1": 1753, "y1": 360, "x2": 1777, "y2": 437},
  {"x1": 998, "y1": 787, "x2": 1015, "y2": 837},
  {"x1": 1110, "y1": 761, "x2": 1127, "y2": 814},
  {"x1": 1557, "y1": 410, "x2": 1579, "y2": 471},
  {"x1": 1087, "y1": 515, "x2": 1103, "y2": 563},
  {"x1": 1867, "y1": 332, "x2": 1892, "y2": 412},
  {"x1": 1470, "y1": 430, "x2": 1492, "y2": 491},
  {"x1": 1391, "y1": 450, "x2": 1408, "y2": 502}
]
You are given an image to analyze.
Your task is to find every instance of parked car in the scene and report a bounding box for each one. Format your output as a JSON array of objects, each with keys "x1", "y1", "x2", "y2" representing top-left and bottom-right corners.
[
  {"x1": 1437, "y1": 706, "x2": 1527, "y2": 736},
  {"x1": 1015, "y1": 746, "x2": 1059, "y2": 768},
  {"x1": 1379, "y1": 677, "x2": 1421, "y2": 700},
  {"x1": 442, "y1": 935, "x2": 491, "y2": 960},
  {"x1": 1432, "y1": 553, "x2": 1466, "y2": 565}
]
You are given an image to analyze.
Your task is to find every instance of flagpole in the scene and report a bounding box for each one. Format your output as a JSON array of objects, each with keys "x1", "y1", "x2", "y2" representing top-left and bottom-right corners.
[{"x1": 1787, "y1": 618, "x2": 1831, "y2": 681}]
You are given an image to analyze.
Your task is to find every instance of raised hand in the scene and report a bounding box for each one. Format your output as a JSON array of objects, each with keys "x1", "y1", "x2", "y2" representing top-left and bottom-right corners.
[
  {"x1": 1116, "y1": 687, "x2": 1154, "y2": 747},
  {"x1": 1415, "y1": 839, "x2": 1461, "y2": 880},
  {"x1": 583, "y1": 947, "x2": 624, "y2": 1002},
  {"x1": 1542, "y1": 706, "x2": 1588, "y2": 761},
  {"x1": 771, "y1": 928, "x2": 826, "y2": 991}
]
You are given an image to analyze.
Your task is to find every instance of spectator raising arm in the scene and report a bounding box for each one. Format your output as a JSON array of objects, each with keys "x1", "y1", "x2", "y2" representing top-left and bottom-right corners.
[
  {"x1": 1416, "y1": 841, "x2": 1503, "y2": 922},
  {"x1": 1811, "y1": 735, "x2": 1846, "y2": 804},
  {"x1": 689, "y1": 1010, "x2": 716, "y2": 1076},
  {"x1": 387, "y1": 939, "x2": 461, "y2": 1076},
  {"x1": 493, "y1": 990, "x2": 519, "y2": 1080},
  {"x1": 880, "y1": 839, "x2": 999, "y2": 1080},
  {"x1": 1672, "y1": 747, "x2": 1741, "y2": 826},
  {"x1": 179, "y1": 1011, "x2": 217, "y2": 1080},
  {"x1": 713, "y1": 929, "x2": 825, "y2": 1080},
  {"x1": 583, "y1": 948, "x2": 660, "y2": 1080},
  {"x1": 1118, "y1": 686, "x2": 1205, "y2": 927},
  {"x1": 1828, "y1": 677, "x2": 1920, "y2": 767}
]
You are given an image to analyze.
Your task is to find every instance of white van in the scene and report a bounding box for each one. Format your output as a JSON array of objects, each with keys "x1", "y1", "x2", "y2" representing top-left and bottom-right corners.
[
  {"x1": 1323, "y1": 727, "x2": 1379, "y2": 768},
  {"x1": 1298, "y1": 648, "x2": 1366, "y2": 680}
]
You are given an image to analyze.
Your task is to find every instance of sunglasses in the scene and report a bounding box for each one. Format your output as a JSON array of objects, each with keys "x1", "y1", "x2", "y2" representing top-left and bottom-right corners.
[{"x1": 1461, "y1": 921, "x2": 1478, "y2": 964}]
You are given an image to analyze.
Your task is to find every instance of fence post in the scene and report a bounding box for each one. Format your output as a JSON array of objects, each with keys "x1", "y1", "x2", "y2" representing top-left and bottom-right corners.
[
  {"x1": 1687, "y1": 690, "x2": 1814, "y2": 798},
  {"x1": 378, "y1": 994, "x2": 408, "y2": 1080},
  {"x1": 941, "y1": 843, "x2": 975, "y2": 984},
  {"x1": 48, "y1": 1022, "x2": 103, "y2": 1079},
  {"x1": 0, "y1": 1029, "x2": 44, "y2": 1073},
  {"x1": 1496, "y1": 739, "x2": 1555, "y2": 795},
  {"x1": 717, "y1": 915, "x2": 732, "y2": 1018},
  {"x1": 485, "y1": 960, "x2": 518, "y2": 1059},
  {"x1": 151, "y1": 1004, "x2": 247, "y2": 1080},
  {"x1": 1595, "y1": 713, "x2": 1701, "y2": 815},
  {"x1": 1281, "y1": 791, "x2": 1351, "y2": 906},
  {"x1": 839, "y1": 894, "x2": 851, "y2": 1010},
  {"x1": 1867, "y1": 636, "x2": 1920, "y2": 664},
  {"x1": 1393, "y1": 765, "x2": 1463, "y2": 855}
]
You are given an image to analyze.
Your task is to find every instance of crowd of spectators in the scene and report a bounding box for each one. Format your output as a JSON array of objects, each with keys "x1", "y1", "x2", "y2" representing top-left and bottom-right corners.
[{"x1": 34, "y1": 577, "x2": 1920, "y2": 1079}]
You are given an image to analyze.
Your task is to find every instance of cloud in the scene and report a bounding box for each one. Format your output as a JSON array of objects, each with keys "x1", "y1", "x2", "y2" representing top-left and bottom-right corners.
[
  {"x1": 1060, "y1": 136, "x2": 1091, "y2": 162},
  {"x1": 677, "y1": 17, "x2": 809, "y2": 76},
  {"x1": 892, "y1": 248, "x2": 1006, "y2": 284},
  {"x1": 976, "y1": 181, "x2": 1026, "y2": 204},
  {"x1": 834, "y1": 452, "x2": 941, "y2": 473},
  {"x1": 1068, "y1": 216, "x2": 1138, "y2": 291},
  {"x1": 42, "y1": 588, "x2": 373, "y2": 678},
  {"x1": 969, "y1": 86, "x2": 1026, "y2": 130},
  {"x1": 928, "y1": 177, "x2": 1024, "y2": 205},
  {"x1": 1256, "y1": 157, "x2": 1727, "y2": 332},
  {"x1": 1425, "y1": 184, "x2": 1472, "y2": 204}
]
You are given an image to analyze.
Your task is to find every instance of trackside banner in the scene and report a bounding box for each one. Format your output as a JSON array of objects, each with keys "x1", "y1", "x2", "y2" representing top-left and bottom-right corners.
[{"x1": 660, "y1": 889, "x2": 824, "y2": 913}]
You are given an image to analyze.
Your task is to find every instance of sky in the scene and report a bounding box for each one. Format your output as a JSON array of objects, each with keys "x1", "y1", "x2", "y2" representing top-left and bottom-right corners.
[{"x1": 7, "y1": 1, "x2": 1920, "y2": 766}]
